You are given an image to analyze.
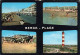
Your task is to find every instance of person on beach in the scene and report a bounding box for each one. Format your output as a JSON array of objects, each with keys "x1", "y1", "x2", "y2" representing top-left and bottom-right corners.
[
  {"x1": 51, "y1": 13, "x2": 54, "y2": 17},
  {"x1": 7, "y1": 17, "x2": 11, "y2": 22},
  {"x1": 2, "y1": 17, "x2": 6, "y2": 22},
  {"x1": 10, "y1": 16, "x2": 13, "y2": 22},
  {"x1": 66, "y1": 12, "x2": 69, "y2": 16},
  {"x1": 4, "y1": 17, "x2": 7, "y2": 22}
]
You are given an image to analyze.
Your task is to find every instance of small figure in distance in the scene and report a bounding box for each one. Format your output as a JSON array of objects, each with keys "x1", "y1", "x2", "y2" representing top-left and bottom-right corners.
[{"x1": 51, "y1": 13, "x2": 54, "y2": 18}]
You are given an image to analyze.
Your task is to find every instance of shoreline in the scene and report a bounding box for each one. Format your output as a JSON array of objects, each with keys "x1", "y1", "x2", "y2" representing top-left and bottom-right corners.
[
  {"x1": 2, "y1": 14, "x2": 30, "y2": 26},
  {"x1": 43, "y1": 10, "x2": 77, "y2": 18}
]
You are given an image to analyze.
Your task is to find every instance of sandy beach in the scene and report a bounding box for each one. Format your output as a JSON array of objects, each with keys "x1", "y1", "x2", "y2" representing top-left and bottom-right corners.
[
  {"x1": 2, "y1": 14, "x2": 23, "y2": 26},
  {"x1": 43, "y1": 10, "x2": 77, "y2": 18},
  {"x1": 2, "y1": 42, "x2": 36, "y2": 53}
]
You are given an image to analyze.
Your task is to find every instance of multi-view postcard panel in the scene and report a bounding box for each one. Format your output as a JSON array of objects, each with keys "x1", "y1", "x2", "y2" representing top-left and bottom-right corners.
[
  {"x1": 1, "y1": 1, "x2": 78, "y2": 55},
  {"x1": 43, "y1": 2, "x2": 77, "y2": 26},
  {"x1": 43, "y1": 30, "x2": 77, "y2": 53},
  {"x1": 2, "y1": 2, "x2": 36, "y2": 26},
  {"x1": 2, "y1": 30, "x2": 36, "y2": 53}
]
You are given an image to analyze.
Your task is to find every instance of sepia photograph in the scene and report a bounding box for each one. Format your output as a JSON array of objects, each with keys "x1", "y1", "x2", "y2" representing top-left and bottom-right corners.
[
  {"x1": 2, "y1": 2, "x2": 36, "y2": 26},
  {"x1": 43, "y1": 2, "x2": 77, "y2": 26},
  {"x1": 2, "y1": 30, "x2": 36, "y2": 53}
]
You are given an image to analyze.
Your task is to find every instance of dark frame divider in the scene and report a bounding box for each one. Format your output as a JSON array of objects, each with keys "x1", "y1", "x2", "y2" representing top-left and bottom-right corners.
[
  {"x1": 78, "y1": 2, "x2": 80, "y2": 55},
  {"x1": 0, "y1": 0, "x2": 2, "y2": 54}
]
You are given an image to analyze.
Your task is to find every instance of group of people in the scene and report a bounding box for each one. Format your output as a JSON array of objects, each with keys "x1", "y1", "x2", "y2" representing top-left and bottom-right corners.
[
  {"x1": 51, "y1": 12, "x2": 69, "y2": 17},
  {"x1": 2, "y1": 14, "x2": 13, "y2": 22}
]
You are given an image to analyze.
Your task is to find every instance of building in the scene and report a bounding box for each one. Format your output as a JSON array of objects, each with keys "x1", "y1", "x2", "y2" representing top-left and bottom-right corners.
[
  {"x1": 44, "y1": 6, "x2": 77, "y2": 12},
  {"x1": 12, "y1": 35, "x2": 29, "y2": 38},
  {"x1": 20, "y1": 4, "x2": 36, "y2": 16}
]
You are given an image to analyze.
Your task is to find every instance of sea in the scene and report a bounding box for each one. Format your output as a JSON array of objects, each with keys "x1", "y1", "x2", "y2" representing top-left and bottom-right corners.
[
  {"x1": 19, "y1": 14, "x2": 36, "y2": 24},
  {"x1": 43, "y1": 12, "x2": 77, "y2": 26}
]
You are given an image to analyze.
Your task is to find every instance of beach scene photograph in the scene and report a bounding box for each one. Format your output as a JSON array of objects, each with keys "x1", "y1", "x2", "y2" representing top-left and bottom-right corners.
[
  {"x1": 43, "y1": 30, "x2": 77, "y2": 53},
  {"x1": 2, "y1": 2, "x2": 36, "y2": 26},
  {"x1": 2, "y1": 30, "x2": 36, "y2": 53},
  {"x1": 43, "y1": 2, "x2": 77, "y2": 26}
]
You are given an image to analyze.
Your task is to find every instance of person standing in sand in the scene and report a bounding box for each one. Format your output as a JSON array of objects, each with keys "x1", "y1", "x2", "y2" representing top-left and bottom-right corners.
[
  {"x1": 66, "y1": 12, "x2": 69, "y2": 16},
  {"x1": 7, "y1": 14, "x2": 10, "y2": 22},
  {"x1": 10, "y1": 16, "x2": 13, "y2": 22}
]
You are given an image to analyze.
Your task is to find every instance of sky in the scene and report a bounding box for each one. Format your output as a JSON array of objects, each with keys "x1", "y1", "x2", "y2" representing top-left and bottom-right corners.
[
  {"x1": 2, "y1": 30, "x2": 36, "y2": 37},
  {"x1": 43, "y1": 2, "x2": 77, "y2": 8},
  {"x1": 2, "y1": 2, "x2": 36, "y2": 13},
  {"x1": 43, "y1": 30, "x2": 77, "y2": 45}
]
